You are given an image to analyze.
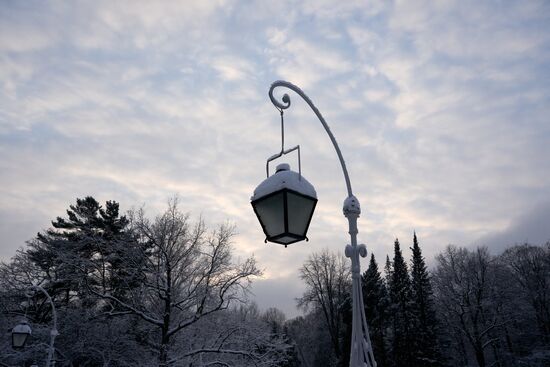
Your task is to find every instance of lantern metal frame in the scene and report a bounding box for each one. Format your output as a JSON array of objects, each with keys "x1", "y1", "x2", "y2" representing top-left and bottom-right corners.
[{"x1": 251, "y1": 186, "x2": 318, "y2": 246}]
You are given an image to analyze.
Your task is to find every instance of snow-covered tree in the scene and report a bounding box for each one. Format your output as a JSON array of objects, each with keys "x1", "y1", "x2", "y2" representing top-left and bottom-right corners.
[
  {"x1": 285, "y1": 310, "x2": 338, "y2": 367},
  {"x1": 262, "y1": 307, "x2": 286, "y2": 334},
  {"x1": 500, "y1": 243, "x2": 550, "y2": 344},
  {"x1": 0, "y1": 197, "x2": 146, "y2": 366},
  {"x1": 497, "y1": 243, "x2": 550, "y2": 366},
  {"x1": 88, "y1": 199, "x2": 262, "y2": 365},
  {"x1": 0, "y1": 196, "x2": 294, "y2": 366},
  {"x1": 297, "y1": 249, "x2": 350, "y2": 365},
  {"x1": 433, "y1": 246, "x2": 508, "y2": 367},
  {"x1": 169, "y1": 304, "x2": 294, "y2": 366}
]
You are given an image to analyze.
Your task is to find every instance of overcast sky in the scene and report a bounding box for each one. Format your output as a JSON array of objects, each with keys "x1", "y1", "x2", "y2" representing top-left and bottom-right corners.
[{"x1": 1, "y1": 0, "x2": 549, "y2": 318}]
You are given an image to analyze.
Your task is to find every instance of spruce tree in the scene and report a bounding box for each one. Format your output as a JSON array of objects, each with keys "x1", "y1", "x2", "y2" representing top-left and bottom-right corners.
[
  {"x1": 410, "y1": 232, "x2": 441, "y2": 366},
  {"x1": 389, "y1": 238, "x2": 415, "y2": 367},
  {"x1": 384, "y1": 255, "x2": 392, "y2": 288},
  {"x1": 362, "y1": 254, "x2": 390, "y2": 367},
  {"x1": 384, "y1": 254, "x2": 395, "y2": 366}
]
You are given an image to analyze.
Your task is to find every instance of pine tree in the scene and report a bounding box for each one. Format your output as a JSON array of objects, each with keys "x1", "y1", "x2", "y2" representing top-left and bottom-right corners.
[
  {"x1": 362, "y1": 254, "x2": 390, "y2": 367},
  {"x1": 388, "y1": 238, "x2": 415, "y2": 367},
  {"x1": 26, "y1": 197, "x2": 143, "y2": 305},
  {"x1": 410, "y1": 232, "x2": 441, "y2": 366}
]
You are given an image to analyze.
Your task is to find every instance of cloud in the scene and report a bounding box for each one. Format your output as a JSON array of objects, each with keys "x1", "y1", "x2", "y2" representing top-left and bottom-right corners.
[
  {"x1": 266, "y1": 36, "x2": 355, "y2": 88},
  {"x1": 477, "y1": 202, "x2": 550, "y2": 254}
]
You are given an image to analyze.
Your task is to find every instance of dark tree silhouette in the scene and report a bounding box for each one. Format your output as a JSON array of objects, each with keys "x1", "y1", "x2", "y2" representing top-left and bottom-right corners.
[
  {"x1": 388, "y1": 238, "x2": 415, "y2": 367},
  {"x1": 362, "y1": 253, "x2": 390, "y2": 367},
  {"x1": 410, "y1": 232, "x2": 441, "y2": 366}
]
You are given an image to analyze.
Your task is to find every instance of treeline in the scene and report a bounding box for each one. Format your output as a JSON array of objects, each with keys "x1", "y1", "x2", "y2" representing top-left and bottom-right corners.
[
  {"x1": 1, "y1": 196, "x2": 549, "y2": 366},
  {"x1": 289, "y1": 235, "x2": 550, "y2": 367}
]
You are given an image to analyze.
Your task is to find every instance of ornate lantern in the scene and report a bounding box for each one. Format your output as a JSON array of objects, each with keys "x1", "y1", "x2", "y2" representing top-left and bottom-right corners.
[{"x1": 251, "y1": 163, "x2": 317, "y2": 246}]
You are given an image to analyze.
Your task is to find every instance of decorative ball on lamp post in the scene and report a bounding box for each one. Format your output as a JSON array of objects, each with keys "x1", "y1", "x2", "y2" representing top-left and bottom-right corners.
[
  {"x1": 251, "y1": 163, "x2": 317, "y2": 247},
  {"x1": 12, "y1": 319, "x2": 32, "y2": 349}
]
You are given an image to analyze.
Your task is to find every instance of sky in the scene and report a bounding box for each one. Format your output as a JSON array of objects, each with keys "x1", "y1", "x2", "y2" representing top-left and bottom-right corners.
[{"x1": 1, "y1": 0, "x2": 549, "y2": 318}]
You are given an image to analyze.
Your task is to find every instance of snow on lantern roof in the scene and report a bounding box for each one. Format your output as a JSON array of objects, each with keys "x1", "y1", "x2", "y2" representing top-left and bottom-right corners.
[
  {"x1": 12, "y1": 320, "x2": 31, "y2": 335},
  {"x1": 251, "y1": 163, "x2": 317, "y2": 201}
]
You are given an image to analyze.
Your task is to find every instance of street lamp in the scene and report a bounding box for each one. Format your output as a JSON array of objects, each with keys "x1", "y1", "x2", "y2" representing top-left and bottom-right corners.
[
  {"x1": 251, "y1": 163, "x2": 317, "y2": 246},
  {"x1": 11, "y1": 320, "x2": 31, "y2": 349},
  {"x1": 251, "y1": 80, "x2": 377, "y2": 367},
  {"x1": 12, "y1": 285, "x2": 59, "y2": 367}
]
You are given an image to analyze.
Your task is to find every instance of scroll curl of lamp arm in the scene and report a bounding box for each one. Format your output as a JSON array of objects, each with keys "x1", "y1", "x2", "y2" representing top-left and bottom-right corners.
[{"x1": 268, "y1": 80, "x2": 376, "y2": 367}]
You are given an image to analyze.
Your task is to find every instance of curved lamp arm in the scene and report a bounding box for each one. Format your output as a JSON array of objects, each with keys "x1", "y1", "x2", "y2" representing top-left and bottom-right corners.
[
  {"x1": 30, "y1": 285, "x2": 57, "y2": 333},
  {"x1": 269, "y1": 80, "x2": 354, "y2": 199}
]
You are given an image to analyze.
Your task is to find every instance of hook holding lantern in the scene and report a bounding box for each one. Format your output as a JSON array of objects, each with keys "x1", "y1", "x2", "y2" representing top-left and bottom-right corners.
[{"x1": 265, "y1": 107, "x2": 302, "y2": 180}]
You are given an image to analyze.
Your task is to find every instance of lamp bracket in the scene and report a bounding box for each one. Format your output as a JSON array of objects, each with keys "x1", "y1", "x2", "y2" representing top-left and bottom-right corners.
[
  {"x1": 266, "y1": 145, "x2": 301, "y2": 179},
  {"x1": 266, "y1": 108, "x2": 302, "y2": 179}
]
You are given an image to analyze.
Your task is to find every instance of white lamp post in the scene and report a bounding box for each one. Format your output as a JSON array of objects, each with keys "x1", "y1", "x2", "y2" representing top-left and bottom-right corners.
[
  {"x1": 251, "y1": 80, "x2": 377, "y2": 367},
  {"x1": 12, "y1": 285, "x2": 59, "y2": 367}
]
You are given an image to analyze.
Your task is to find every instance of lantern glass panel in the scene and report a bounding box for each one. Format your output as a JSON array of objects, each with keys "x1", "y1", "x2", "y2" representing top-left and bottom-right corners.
[
  {"x1": 12, "y1": 333, "x2": 28, "y2": 348},
  {"x1": 253, "y1": 192, "x2": 285, "y2": 237},
  {"x1": 287, "y1": 192, "x2": 316, "y2": 236}
]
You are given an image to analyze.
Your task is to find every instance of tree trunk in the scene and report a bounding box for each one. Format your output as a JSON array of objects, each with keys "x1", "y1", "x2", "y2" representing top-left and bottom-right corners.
[
  {"x1": 159, "y1": 343, "x2": 168, "y2": 366},
  {"x1": 158, "y1": 253, "x2": 172, "y2": 366},
  {"x1": 159, "y1": 323, "x2": 170, "y2": 366},
  {"x1": 458, "y1": 334, "x2": 469, "y2": 367},
  {"x1": 474, "y1": 344, "x2": 486, "y2": 367}
]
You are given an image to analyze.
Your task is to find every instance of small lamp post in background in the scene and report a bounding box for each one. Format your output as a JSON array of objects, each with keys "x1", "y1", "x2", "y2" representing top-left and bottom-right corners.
[
  {"x1": 11, "y1": 320, "x2": 31, "y2": 349},
  {"x1": 251, "y1": 80, "x2": 377, "y2": 367},
  {"x1": 12, "y1": 285, "x2": 59, "y2": 367}
]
